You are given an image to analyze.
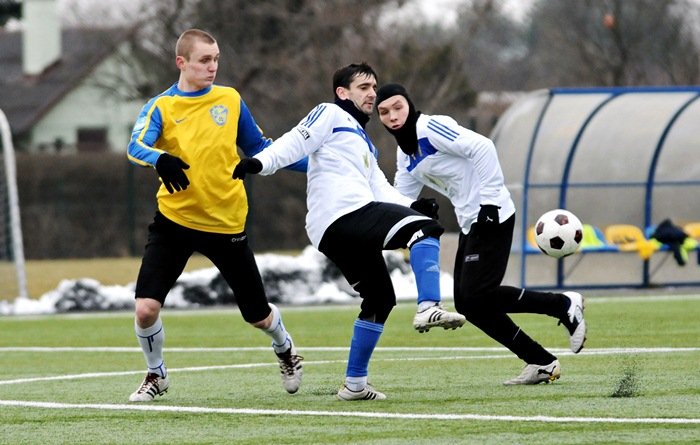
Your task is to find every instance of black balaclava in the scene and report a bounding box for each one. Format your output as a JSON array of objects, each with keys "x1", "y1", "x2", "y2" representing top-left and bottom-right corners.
[
  {"x1": 334, "y1": 98, "x2": 370, "y2": 129},
  {"x1": 375, "y1": 83, "x2": 420, "y2": 155}
]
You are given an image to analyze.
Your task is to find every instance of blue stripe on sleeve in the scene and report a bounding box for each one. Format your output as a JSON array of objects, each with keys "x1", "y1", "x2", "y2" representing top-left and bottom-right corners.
[
  {"x1": 127, "y1": 97, "x2": 163, "y2": 167},
  {"x1": 427, "y1": 118, "x2": 459, "y2": 141},
  {"x1": 301, "y1": 104, "x2": 326, "y2": 128}
]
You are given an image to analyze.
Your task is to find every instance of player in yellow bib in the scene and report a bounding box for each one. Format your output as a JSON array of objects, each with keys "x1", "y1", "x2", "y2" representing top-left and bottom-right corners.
[{"x1": 126, "y1": 28, "x2": 306, "y2": 402}]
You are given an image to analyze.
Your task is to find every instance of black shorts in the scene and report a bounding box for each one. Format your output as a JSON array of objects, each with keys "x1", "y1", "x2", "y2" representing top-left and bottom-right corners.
[
  {"x1": 135, "y1": 212, "x2": 270, "y2": 323},
  {"x1": 318, "y1": 202, "x2": 442, "y2": 321}
]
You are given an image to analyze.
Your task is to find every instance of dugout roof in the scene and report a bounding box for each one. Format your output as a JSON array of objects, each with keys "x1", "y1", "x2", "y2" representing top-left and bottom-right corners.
[{"x1": 490, "y1": 86, "x2": 700, "y2": 288}]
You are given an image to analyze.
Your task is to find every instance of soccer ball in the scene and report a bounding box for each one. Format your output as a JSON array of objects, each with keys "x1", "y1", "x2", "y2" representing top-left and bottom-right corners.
[{"x1": 535, "y1": 209, "x2": 583, "y2": 258}]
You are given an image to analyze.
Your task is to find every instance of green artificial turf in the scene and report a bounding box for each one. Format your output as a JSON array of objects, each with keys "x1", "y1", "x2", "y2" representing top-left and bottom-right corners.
[{"x1": 0, "y1": 296, "x2": 698, "y2": 444}]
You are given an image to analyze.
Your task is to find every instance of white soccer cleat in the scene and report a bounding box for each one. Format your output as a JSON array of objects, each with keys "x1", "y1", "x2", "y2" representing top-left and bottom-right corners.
[
  {"x1": 560, "y1": 291, "x2": 587, "y2": 353},
  {"x1": 413, "y1": 303, "x2": 466, "y2": 333},
  {"x1": 276, "y1": 345, "x2": 303, "y2": 394},
  {"x1": 337, "y1": 384, "x2": 386, "y2": 401},
  {"x1": 503, "y1": 360, "x2": 561, "y2": 385},
  {"x1": 129, "y1": 373, "x2": 170, "y2": 402}
]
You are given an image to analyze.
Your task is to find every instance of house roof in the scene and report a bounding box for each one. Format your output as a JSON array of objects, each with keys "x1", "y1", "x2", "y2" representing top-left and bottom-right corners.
[{"x1": 0, "y1": 27, "x2": 129, "y2": 136}]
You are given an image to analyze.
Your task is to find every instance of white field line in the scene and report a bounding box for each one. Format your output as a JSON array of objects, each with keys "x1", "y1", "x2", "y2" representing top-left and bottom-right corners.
[
  {"x1": 0, "y1": 399, "x2": 697, "y2": 425},
  {"x1": 0, "y1": 347, "x2": 697, "y2": 386},
  {"x1": 0, "y1": 354, "x2": 515, "y2": 386},
  {"x1": 2, "y1": 346, "x2": 510, "y2": 352},
  {"x1": 1, "y1": 346, "x2": 698, "y2": 353},
  {"x1": 1, "y1": 346, "x2": 698, "y2": 425}
]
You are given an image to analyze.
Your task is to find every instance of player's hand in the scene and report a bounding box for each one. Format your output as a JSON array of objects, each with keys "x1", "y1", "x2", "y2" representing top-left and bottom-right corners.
[
  {"x1": 232, "y1": 158, "x2": 262, "y2": 180},
  {"x1": 410, "y1": 197, "x2": 439, "y2": 219},
  {"x1": 477, "y1": 204, "x2": 500, "y2": 229},
  {"x1": 155, "y1": 153, "x2": 190, "y2": 194}
]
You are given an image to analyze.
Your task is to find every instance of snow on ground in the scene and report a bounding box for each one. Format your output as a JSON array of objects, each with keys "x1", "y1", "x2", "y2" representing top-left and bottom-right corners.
[{"x1": 0, "y1": 246, "x2": 454, "y2": 316}]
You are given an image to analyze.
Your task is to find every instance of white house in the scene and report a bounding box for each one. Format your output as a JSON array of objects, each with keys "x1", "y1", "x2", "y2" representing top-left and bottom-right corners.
[{"x1": 0, "y1": 0, "x2": 149, "y2": 153}]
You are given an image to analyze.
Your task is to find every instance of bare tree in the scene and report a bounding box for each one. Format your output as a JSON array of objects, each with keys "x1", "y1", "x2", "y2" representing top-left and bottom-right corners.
[
  {"x1": 125, "y1": 0, "x2": 391, "y2": 136},
  {"x1": 448, "y1": 0, "x2": 529, "y2": 91},
  {"x1": 523, "y1": 0, "x2": 700, "y2": 87}
]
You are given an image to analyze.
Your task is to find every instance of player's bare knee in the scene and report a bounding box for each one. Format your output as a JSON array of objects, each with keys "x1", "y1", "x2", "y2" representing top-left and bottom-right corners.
[
  {"x1": 134, "y1": 297, "x2": 162, "y2": 328},
  {"x1": 251, "y1": 311, "x2": 273, "y2": 330}
]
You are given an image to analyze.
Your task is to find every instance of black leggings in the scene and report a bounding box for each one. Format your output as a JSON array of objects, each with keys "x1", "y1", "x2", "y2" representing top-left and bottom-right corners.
[{"x1": 453, "y1": 215, "x2": 568, "y2": 365}]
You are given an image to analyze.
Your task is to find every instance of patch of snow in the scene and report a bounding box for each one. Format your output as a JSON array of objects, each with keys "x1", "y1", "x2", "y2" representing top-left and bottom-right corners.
[{"x1": 1, "y1": 246, "x2": 454, "y2": 315}]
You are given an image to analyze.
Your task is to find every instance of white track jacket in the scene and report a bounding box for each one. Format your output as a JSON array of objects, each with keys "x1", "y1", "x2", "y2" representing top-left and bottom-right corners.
[
  {"x1": 254, "y1": 103, "x2": 413, "y2": 247},
  {"x1": 393, "y1": 113, "x2": 515, "y2": 235}
]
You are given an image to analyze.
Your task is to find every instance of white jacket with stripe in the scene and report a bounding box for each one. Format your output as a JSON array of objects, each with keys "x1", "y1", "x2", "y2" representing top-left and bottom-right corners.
[
  {"x1": 393, "y1": 113, "x2": 515, "y2": 235},
  {"x1": 255, "y1": 103, "x2": 412, "y2": 247}
]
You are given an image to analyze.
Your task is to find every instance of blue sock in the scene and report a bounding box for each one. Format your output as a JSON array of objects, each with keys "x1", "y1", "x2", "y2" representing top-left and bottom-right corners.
[
  {"x1": 409, "y1": 237, "x2": 441, "y2": 305},
  {"x1": 346, "y1": 319, "x2": 384, "y2": 378}
]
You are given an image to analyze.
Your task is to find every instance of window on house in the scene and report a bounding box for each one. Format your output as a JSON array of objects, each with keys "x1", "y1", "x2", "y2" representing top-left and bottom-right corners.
[{"x1": 77, "y1": 128, "x2": 108, "y2": 152}]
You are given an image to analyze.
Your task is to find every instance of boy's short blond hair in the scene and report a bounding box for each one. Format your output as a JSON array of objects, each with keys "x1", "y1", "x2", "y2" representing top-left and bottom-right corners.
[{"x1": 175, "y1": 29, "x2": 216, "y2": 60}]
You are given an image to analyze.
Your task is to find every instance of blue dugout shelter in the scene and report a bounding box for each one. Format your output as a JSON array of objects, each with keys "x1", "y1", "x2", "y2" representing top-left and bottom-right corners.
[{"x1": 490, "y1": 86, "x2": 700, "y2": 289}]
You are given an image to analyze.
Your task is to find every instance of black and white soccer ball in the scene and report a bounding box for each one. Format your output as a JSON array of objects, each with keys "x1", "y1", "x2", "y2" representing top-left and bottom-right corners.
[{"x1": 535, "y1": 209, "x2": 583, "y2": 258}]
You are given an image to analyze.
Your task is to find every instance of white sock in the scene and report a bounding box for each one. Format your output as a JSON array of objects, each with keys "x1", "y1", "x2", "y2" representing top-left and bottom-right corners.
[
  {"x1": 265, "y1": 303, "x2": 293, "y2": 354},
  {"x1": 135, "y1": 317, "x2": 167, "y2": 378},
  {"x1": 418, "y1": 301, "x2": 438, "y2": 312},
  {"x1": 345, "y1": 376, "x2": 368, "y2": 392}
]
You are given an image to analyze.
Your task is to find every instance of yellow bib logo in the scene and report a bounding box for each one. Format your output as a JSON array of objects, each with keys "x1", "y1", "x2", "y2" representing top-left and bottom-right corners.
[{"x1": 210, "y1": 105, "x2": 228, "y2": 126}]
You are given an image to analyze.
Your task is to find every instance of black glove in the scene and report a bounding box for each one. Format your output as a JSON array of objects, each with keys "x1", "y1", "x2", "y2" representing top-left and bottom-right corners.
[
  {"x1": 155, "y1": 153, "x2": 190, "y2": 194},
  {"x1": 232, "y1": 158, "x2": 262, "y2": 180},
  {"x1": 477, "y1": 204, "x2": 500, "y2": 229},
  {"x1": 410, "y1": 197, "x2": 439, "y2": 219}
]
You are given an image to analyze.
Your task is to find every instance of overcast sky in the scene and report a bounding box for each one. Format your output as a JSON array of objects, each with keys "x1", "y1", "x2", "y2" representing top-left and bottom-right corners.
[
  {"x1": 41, "y1": 0, "x2": 533, "y2": 28},
  {"x1": 3, "y1": 1, "x2": 534, "y2": 36}
]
